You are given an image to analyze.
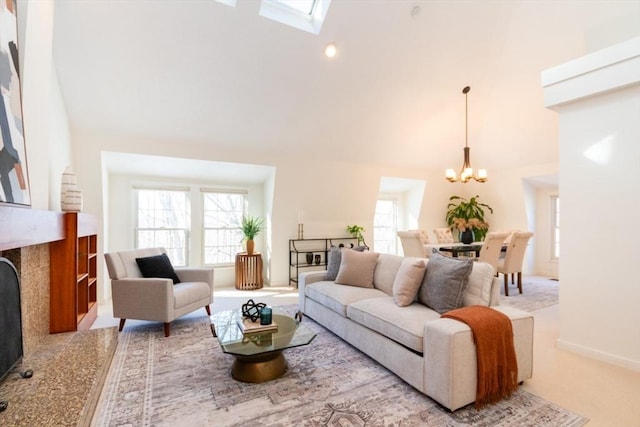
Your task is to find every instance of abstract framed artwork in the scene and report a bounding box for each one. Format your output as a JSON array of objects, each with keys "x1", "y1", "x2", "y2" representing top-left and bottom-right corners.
[{"x1": 0, "y1": 0, "x2": 30, "y2": 206}]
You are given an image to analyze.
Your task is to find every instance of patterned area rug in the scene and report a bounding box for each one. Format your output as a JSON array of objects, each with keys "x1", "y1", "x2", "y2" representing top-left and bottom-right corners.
[
  {"x1": 94, "y1": 304, "x2": 586, "y2": 427},
  {"x1": 499, "y1": 276, "x2": 559, "y2": 312}
]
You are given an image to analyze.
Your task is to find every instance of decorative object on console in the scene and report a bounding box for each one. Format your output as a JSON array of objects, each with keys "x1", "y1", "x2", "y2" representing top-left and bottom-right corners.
[
  {"x1": 445, "y1": 86, "x2": 487, "y2": 183},
  {"x1": 240, "y1": 215, "x2": 264, "y2": 255},
  {"x1": 346, "y1": 224, "x2": 365, "y2": 245},
  {"x1": 241, "y1": 299, "x2": 266, "y2": 322},
  {"x1": 314, "y1": 254, "x2": 321, "y2": 265},
  {"x1": 297, "y1": 210, "x2": 304, "y2": 239},
  {"x1": 61, "y1": 166, "x2": 83, "y2": 212},
  {"x1": 446, "y1": 195, "x2": 493, "y2": 241},
  {"x1": 306, "y1": 252, "x2": 313, "y2": 265}
]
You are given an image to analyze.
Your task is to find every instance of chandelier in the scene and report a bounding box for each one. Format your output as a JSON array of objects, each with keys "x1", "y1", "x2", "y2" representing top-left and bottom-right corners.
[{"x1": 445, "y1": 86, "x2": 487, "y2": 183}]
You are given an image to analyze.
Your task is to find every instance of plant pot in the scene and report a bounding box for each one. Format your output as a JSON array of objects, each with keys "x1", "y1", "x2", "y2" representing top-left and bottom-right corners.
[
  {"x1": 460, "y1": 228, "x2": 474, "y2": 244},
  {"x1": 246, "y1": 239, "x2": 255, "y2": 255}
]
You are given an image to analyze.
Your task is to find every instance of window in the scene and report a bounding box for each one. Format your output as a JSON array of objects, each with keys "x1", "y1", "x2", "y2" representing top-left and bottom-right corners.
[
  {"x1": 270, "y1": 0, "x2": 317, "y2": 15},
  {"x1": 202, "y1": 190, "x2": 247, "y2": 265},
  {"x1": 259, "y1": 0, "x2": 331, "y2": 35},
  {"x1": 373, "y1": 197, "x2": 398, "y2": 254},
  {"x1": 551, "y1": 195, "x2": 560, "y2": 260},
  {"x1": 135, "y1": 188, "x2": 189, "y2": 266}
]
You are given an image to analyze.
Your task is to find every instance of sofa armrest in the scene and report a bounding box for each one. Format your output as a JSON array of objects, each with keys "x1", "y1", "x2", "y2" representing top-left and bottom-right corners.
[
  {"x1": 111, "y1": 278, "x2": 174, "y2": 322},
  {"x1": 175, "y1": 267, "x2": 214, "y2": 292},
  {"x1": 298, "y1": 270, "x2": 327, "y2": 313},
  {"x1": 423, "y1": 306, "x2": 534, "y2": 411}
]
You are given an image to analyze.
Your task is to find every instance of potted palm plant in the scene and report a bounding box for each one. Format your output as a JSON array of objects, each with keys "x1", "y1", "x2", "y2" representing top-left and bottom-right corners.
[
  {"x1": 241, "y1": 216, "x2": 265, "y2": 255},
  {"x1": 446, "y1": 195, "x2": 492, "y2": 242}
]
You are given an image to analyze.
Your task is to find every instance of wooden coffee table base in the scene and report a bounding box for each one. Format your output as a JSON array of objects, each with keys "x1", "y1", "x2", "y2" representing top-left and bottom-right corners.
[{"x1": 231, "y1": 351, "x2": 287, "y2": 383}]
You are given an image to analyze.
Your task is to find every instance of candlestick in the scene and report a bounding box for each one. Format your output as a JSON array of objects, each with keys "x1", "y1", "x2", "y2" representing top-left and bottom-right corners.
[{"x1": 297, "y1": 224, "x2": 304, "y2": 239}]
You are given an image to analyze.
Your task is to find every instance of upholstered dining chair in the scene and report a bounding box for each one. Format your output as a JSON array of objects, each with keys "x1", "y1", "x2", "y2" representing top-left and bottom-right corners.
[
  {"x1": 104, "y1": 247, "x2": 214, "y2": 337},
  {"x1": 397, "y1": 231, "x2": 428, "y2": 258},
  {"x1": 476, "y1": 231, "x2": 510, "y2": 273},
  {"x1": 497, "y1": 232, "x2": 534, "y2": 296},
  {"x1": 433, "y1": 228, "x2": 455, "y2": 244},
  {"x1": 408, "y1": 229, "x2": 430, "y2": 244}
]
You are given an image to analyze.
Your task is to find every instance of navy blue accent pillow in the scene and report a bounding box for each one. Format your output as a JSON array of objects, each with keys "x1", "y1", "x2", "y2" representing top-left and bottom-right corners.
[{"x1": 135, "y1": 253, "x2": 181, "y2": 284}]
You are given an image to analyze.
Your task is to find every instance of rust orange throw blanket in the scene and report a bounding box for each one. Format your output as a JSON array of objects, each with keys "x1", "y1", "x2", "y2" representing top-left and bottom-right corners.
[{"x1": 442, "y1": 305, "x2": 518, "y2": 409}]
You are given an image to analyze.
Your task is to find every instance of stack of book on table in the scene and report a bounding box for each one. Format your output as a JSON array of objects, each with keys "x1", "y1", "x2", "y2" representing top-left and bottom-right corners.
[{"x1": 237, "y1": 317, "x2": 278, "y2": 335}]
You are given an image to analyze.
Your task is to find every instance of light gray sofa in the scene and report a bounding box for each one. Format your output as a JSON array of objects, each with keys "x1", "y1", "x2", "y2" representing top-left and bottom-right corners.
[
  {"x1": 105, "y1": 247, "x2": 214, "y2": 337},
  {"x1": 298, "y1": 252, "x2": 534, "y2": 411}
]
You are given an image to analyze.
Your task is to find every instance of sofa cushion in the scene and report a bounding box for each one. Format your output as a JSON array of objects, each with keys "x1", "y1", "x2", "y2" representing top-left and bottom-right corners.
[
  {"x1": 135, "y1": 253, "x2": 181, "y2": 284},
  {"x1": 347, "y1": 297, "x2": 440, "y2": 353},
  {"x1": 418, "y1": 252, "x2": 472, "y2": 314},
  {"x1": 392, "y1": 258, "x2": 427, "y2": 307},
  {"x1": 335, "y1": 249, "x2": 379, "y2": 288},
  {"x1": 462, "y1": 261, "x2": 495, "y2": 306},
  {"x1": 172, "y1": 282, "x2": 211, "y2": 308},
  {"x1": 305, "y1": 281, "x2": 388, "y2": 316},
  {"x1": 372, "y1": 253, "x2": 404, "y2": 296}
]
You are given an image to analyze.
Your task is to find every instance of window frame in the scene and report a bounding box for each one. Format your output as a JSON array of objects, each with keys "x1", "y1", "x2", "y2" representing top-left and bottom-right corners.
[
  {"x1": 134, "y1": 186, "x2": 190, "y2": 267},
  {"x1": 373, "y1": 195, "x2": 400, "y2": 255},
  {"x1": 201, "y1": 188, "x2": 248, "y2": 267}
]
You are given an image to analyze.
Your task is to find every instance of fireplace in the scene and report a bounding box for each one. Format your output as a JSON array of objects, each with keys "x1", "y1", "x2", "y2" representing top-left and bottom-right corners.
[{"x1": 0, "y1": 258, "x2": 22, "y2": 384}]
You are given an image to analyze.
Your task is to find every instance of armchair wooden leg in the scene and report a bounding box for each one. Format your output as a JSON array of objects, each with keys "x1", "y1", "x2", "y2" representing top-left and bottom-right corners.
[
  {"x1": 118, "y1": 319, "x2": 126, "y2": 331},
  {"x1": 205, "y1": 305, "x2": 211, "y2": 316},
  {"x1": 517, "y1": 272, "x2": 523, "y2": 294},
  {"x1": 504, "y1": 274, "x2": 509, "y2": 297},
  {"x1": 164, "y1": 323, "x2": 170, "y2": 337}
]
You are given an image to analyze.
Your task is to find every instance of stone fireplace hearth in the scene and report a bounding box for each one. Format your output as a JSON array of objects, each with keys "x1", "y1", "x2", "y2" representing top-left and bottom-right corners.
[
  {"x1": 1, "y1": 245, "x2": 50, "y2": 357},
  {"x1": 0, "y1": 206, "x2": 117, "y2": 426}
]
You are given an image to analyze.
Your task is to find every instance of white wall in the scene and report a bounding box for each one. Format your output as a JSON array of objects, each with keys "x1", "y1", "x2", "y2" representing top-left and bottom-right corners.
[
  {"x1": 17, "y1": 0, "x2": 72, "y2": 211},
  {"x1": 543, "y1": 37, "x2": 640, "y2": 370}
]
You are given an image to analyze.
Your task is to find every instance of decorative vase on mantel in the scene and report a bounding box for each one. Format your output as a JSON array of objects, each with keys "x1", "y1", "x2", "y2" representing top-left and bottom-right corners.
[
  {"x1": 246, "y1": 239, "x2": 255, "y2": 255},
  {"x1": 460, "y1": 228, "x2": 474, "y2": 244}
]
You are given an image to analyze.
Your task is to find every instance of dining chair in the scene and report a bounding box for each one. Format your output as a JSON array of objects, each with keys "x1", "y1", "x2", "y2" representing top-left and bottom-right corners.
[
  {"x1": 476, "y1": 231, "x2": 510, "y2": 273},
  {"x1": 433, "y1": 228, "x2": 455, "y2": 244},
  {"x1": 397, "y1": 231, "x2": 428, "y2": 258},
  {"x1": 496, "y1": 231, "x2": 534, "y2": 296},
  {"x1": 408, "y1": 229, "x2": 431, "y2": 245}
]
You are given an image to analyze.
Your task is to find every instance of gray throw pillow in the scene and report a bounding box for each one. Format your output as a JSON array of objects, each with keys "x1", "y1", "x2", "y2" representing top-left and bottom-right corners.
[
  {"x1": 419, "y1": 252, "x2": 473, "y2": 314},
  {"x1": 325, "y1": 246, "x2": 342, "y2": 281}
]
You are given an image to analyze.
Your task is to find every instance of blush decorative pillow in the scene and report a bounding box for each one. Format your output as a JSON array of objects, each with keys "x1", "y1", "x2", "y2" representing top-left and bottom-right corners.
[
  {"x1": 135, "y1": 253, "x2": 181, "y2": 284},
  {"x1": 334, "y1": 249, "x2": 379, "y2": 288},
  {"x1": 392, "y1": 258, "x2": 427, "y2": 306},
  {"x1": 418, "y1": 252, "x2": 472, "y2": 314}
]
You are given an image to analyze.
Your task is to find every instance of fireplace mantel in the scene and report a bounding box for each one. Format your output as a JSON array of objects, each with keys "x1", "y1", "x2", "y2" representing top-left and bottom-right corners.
[{"x1": 0, "y1": 206, "x2": 65, "y2": 251}]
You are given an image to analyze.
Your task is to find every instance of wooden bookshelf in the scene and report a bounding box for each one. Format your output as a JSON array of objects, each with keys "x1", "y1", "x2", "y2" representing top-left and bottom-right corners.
[{"x1": 50, "y1": 212, "x2": 98, "y2": 333}]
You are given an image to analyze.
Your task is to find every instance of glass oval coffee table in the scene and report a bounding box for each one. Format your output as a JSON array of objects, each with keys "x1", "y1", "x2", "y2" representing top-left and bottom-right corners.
[{"x1": 210, "y1": 309, "x2": 316, "y2": 383}]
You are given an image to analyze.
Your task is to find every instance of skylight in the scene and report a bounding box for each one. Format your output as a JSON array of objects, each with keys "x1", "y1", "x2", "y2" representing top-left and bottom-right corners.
[
  {"x1": 260, "y1": 0, "x2": 331, "y2": 35},
  {"x1": 273, "y1": 0, "x2": 317, "y2": 16}
]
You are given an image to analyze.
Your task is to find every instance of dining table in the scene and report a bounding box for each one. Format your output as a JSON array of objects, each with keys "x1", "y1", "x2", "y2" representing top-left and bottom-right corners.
[{"x1": 437, "y1": 244, "x2": 483, "y2": 258}]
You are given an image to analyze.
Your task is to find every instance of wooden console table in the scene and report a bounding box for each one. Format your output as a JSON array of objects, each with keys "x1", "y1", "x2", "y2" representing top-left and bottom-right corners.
[{"x1": 235, "y1": 252, "x2": 263, "y2": 290}]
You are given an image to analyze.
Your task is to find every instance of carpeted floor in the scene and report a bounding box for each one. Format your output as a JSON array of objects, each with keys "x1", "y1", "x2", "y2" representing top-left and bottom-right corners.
[{"x1": 94, "y1": 302, "x2": 586, "y2": 427}]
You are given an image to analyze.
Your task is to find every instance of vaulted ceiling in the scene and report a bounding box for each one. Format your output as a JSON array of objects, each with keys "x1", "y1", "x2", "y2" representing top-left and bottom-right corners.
[{"x1": 51, "y1": 0, "x2": 640, "y2": 173}]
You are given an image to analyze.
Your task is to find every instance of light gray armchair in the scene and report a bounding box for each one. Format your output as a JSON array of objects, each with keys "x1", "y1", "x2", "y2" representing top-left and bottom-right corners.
[{"x1": 104, "y1": 248, "x2": 214, "y2": 337}]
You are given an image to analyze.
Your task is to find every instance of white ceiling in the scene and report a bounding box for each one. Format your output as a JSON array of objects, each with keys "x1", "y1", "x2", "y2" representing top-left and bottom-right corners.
[{"x1": 51, "y1": 0, "x2": 640, "y2": 173}]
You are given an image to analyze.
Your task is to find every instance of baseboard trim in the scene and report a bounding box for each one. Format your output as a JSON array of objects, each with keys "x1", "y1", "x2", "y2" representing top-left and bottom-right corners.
[{"x1": 556, "y1": 339, "x2": 640, "y2": 372}]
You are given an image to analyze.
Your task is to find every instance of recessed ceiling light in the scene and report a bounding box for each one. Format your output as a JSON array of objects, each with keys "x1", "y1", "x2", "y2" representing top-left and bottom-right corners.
[{"x1": 324, "y1": 42, "x2": 337, "y2": 58}]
